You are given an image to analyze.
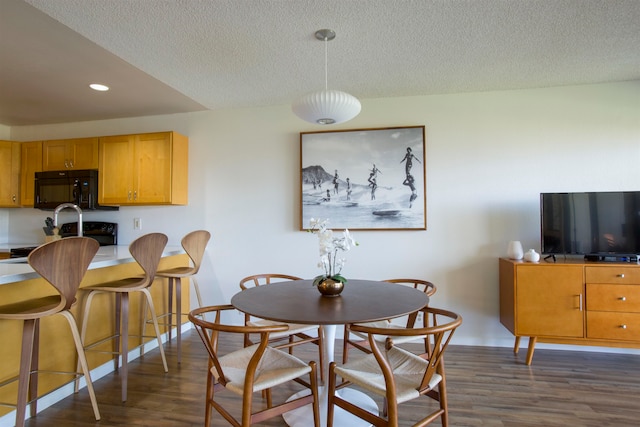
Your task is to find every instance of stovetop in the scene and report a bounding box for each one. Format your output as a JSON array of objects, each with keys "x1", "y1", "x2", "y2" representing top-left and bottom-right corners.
[{"x1": 10, "y1": 221, "x2": 118, "y2": 258}]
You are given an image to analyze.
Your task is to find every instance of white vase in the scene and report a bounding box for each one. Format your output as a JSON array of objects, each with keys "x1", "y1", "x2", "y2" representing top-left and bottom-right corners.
[
  {"x1": 524, "y1": 249, "x2": 541, "y2": 262},
  {"x1": 507, "y1": 241, "x2": 524, "y2": 260}
]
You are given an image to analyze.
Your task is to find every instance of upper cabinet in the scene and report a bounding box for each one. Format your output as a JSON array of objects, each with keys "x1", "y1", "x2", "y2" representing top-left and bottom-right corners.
[
  {"x1": 0, "y1": 140, "x2": 21, "y2": 207},
  {"x1": 42, "y1": 137, "x2": 98, "y2": 171},
  {"x1": 99, "y1": 131, "x2": 188, "y2": 206},
  {"x1": 20, "y1": 141, "x2": 43, "y2": 207}
]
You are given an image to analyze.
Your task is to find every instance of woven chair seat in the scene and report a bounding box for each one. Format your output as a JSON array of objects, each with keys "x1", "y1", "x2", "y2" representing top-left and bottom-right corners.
[
  {"x1": 215, "y1": 345, "x2": 312, "y2": 394},
  {"x1": 335, "y1": 346, "x2": 442, "y2": 404}
]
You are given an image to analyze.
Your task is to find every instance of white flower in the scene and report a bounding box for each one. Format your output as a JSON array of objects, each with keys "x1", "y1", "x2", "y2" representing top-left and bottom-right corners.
[{"x1": 308, "y1": 218, "x2": 358, "y2": 285}]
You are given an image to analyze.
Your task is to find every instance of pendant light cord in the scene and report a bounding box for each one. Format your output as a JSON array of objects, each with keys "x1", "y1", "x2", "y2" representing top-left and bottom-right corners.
[{"x1": 324, "y1": 36, "x2": 329, "y2": 91}]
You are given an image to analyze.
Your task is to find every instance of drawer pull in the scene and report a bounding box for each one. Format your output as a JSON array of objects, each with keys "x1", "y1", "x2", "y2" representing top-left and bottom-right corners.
[
  {"x1": 619, "y1": 296, "x2": 626, "y2": 301},
  {"x1": 617, "y1": 274, "x2": 625, "y2": 278},
  {"x1": 621, "y1": 324, "x2": 627, "y2": 329}
]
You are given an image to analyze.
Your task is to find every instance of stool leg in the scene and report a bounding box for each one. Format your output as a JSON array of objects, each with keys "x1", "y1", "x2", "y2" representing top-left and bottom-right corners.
[
  {"x1": 115, "y1": 293, "x2": 123, "y2": 373},
  {"x1": 77, "y1": 290, "x2": 99, "y2": 393},
  {"x1": 141, "y1": 288, "x2": 169, "y2": 373},
  {"x1": 175, "y1": 277, "x2": 182, "y2": 364},
  {"x1": 167, "y1": 277, "x2": 174, "y2": 342},
  {"x1": 61, "y1": 310, "x2": 100, "y2": 420},
  {"x1": 16, "y1": 319, "x2": 36, "y2": 427},
  {"x1": 29, "y1": 321, "x2": 40, "y2": 418},
  {"x1": 120, "y1": 293, "x2": 129, "y2": 402},
  {"x1": 192, "y1": 276, "x2": 203, "y2": 308}
]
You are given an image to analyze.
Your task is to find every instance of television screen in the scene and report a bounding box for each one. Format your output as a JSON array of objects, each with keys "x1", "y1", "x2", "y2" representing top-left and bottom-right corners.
[{"x1": 541, "y1": 192, "x2": 640, "y2": 257}]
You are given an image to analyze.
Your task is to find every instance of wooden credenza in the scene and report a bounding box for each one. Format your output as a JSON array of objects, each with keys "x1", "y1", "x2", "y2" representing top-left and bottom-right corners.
[{"x1": 499, "y1": 257, "x2": 640, "y2": 365}]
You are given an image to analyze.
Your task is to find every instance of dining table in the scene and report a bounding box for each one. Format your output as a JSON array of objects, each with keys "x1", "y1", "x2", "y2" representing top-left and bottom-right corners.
[{"x1": 230, "y1": 279, "x2": 430, "y2": 427}]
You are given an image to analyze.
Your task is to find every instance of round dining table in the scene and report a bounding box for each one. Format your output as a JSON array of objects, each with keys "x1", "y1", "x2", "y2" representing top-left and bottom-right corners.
[{"x1": 231, "y1": 279, "x2": 429, "y2": 427}]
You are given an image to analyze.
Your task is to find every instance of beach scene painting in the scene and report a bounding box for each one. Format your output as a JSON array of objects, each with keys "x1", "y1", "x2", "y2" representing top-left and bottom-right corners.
[{"x1": 300, "y1": 126, "x2": 426, "y2": 230}]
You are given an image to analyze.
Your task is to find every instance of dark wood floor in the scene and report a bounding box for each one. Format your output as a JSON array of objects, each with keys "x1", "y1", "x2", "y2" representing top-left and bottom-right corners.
[{"x1": 23, "y1": 329, "x2": 640, "y2": 426}]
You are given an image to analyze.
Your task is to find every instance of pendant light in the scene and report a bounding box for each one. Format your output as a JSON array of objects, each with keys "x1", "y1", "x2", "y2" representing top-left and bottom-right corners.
[{"x1": 292, "y1": 29, "x2": 361, "y2": 125}]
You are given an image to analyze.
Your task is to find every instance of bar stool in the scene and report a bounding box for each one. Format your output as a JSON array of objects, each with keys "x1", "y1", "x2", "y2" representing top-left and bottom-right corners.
[
  {"x1": 78, "y1": 232, "x2": 168, "y2": 402},
  {"x1": 0, "y1": 237, "x2": 100, "y2": 427},
  {"x1": 154, "y1": 229, "x2": 210, "y2": 364}
]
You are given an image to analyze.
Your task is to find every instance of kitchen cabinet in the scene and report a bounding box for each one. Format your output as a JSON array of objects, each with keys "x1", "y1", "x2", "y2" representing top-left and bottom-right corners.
[
  {"x1": 98, "y1": 131, "x2": 188, "y2": 205},
  {"x1": 20, "y1": 141, "x2": 43, "y2": 207},
  {"x1": 0, "y1": 140, "x2": 21, "y2": 207},
  {"x1": 499, "y1": 258, "x2": 640, "y2": 365},
  {"x1": 42, "y1": 137, "x2": 98, "y2": 171}
]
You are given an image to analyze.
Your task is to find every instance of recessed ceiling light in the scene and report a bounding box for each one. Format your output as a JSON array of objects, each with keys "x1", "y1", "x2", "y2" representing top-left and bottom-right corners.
[{"x1": 89, "y1": 83, "x2": 109, "y2": 91}]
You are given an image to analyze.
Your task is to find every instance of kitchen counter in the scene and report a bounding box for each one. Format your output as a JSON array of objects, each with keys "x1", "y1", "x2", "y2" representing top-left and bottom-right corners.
[{"x1": 0, "y1": 244, "x2": 184, "y2": 285}]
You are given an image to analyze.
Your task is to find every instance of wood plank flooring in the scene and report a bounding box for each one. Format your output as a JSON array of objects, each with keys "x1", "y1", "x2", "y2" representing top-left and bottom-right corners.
[{"x1": 23, "y1": 330, "x2": 640, "y2": 426}]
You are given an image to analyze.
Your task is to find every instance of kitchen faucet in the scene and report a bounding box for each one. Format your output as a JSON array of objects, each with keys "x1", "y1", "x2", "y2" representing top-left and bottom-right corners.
[{"x1": 53, "y1": 203, "x2": 83, "y2": 237}]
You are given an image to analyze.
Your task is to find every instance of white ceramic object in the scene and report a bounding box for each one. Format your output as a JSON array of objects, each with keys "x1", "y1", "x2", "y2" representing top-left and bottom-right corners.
[
  {"x1": 507, "y1": 241, "x2": 524, "y2": 260},
  {"x1": 524, "y1": 249, "x2": 541, "y2": 262}
]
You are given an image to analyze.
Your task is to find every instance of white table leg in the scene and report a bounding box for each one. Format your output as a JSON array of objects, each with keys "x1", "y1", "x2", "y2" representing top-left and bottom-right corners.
[{"x1": 282, "y1": 324, "x2": 378, "y2": 426}]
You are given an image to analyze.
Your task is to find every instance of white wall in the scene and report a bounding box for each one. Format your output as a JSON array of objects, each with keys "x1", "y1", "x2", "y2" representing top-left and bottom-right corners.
[{"x1": 6, "y1": 81, "x2": 640, "y2": 352}]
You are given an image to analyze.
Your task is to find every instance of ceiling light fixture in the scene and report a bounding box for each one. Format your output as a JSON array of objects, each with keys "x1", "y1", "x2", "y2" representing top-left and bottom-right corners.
[
  {"x1": 292, "y1": 29, "x2": 361, "y2": 125},
  {"x1": 89, "y1": 83, "x2": 109, "y2": 91}
]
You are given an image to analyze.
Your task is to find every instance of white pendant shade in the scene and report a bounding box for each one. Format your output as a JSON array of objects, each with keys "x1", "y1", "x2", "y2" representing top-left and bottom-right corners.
[{"x1": 292, "y1": 89, "x2": 361, "y2": 125}]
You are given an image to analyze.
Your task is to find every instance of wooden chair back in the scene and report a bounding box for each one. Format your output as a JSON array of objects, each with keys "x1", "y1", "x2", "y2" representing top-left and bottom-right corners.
[
  {"x1": 336, "y1": 306, "x2": 462, "y2": 426},
  {"x1": 239, "y1": 273, "x2": 302, "y2": 290},
  {"x1": 27, "y1": 237, "x2": 99, "y2": 311},
  {"x1": 181, "y1": 230, "x2": 210, "y2": 274},
  {"x1": 129, "y1": 232, "x2": 168, "y2": 289},
  {"x1": 385, "y1": 278, "x2": 436, "y2": 297}
]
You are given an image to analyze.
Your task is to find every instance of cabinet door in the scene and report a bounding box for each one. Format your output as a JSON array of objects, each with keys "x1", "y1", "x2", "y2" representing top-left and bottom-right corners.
[
  {"x1": 20, "y1": 141, "x2": 43, "y2": 207},
  {"x1": 69, "y1": 137, "x2": 99, "y2": 169},
  {"x1": 43, "y1": 138, "x2": 98, "y2": 170},
  {"x1": 0, "y1": 141, "x2": 21, "y2": 207},
  {"x1": 42, "y1": 140, "x2": 68, "y2": 170},
  {"x1": 99, "y1": 135, "x2": 135, "y2": 204},
  {"x1": 516, "y1": 264, "x2": 584, "y2": 338},
  {"x1": 133, "y1": 132, "x2": 172, "y2": 204}
]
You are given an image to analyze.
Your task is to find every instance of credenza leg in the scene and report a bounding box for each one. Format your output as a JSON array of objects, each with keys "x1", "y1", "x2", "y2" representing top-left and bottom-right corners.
[
  {"x1": 525, "y1": 336, "x2": 537, "y2": 365},
  {"x1": 513, "y1": 336, "x2": 521, "y2": 354}
]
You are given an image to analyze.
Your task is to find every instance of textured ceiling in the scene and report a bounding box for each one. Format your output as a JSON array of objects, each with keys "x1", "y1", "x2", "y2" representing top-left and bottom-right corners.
[{"x1": 1, "y1": 0, "x2": 639, "y2": 126}]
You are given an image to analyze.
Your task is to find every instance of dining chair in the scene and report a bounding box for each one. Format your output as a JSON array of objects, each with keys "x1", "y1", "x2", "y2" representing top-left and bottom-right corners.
[
  {"x1": 78, "y1": 232, "x2": 169, "y2": 402},
  {"x1": 154, "y1": 229, "x2": 211, "y2": 364},
  {"x1": 238, "y1": 273, "x2": 325, "y2": 380},
  {"x1": 342, "y1": 278, "x2": 436, "y2": 363},
  {"x1": 328, "y1": 306, "x2": 462, "y2": 427},
  {"x1": 188, "y1": 304, "x2": 320, "y2": 427},
  {"x1": 0, "y1": 237, "x2": 100, "y2": 427}
]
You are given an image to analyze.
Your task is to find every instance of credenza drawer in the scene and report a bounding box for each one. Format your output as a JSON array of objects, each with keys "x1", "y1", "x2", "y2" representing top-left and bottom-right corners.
[
  {"x1": 586, "y1": 284, "x2": 640, "y2": 312},
  {"x1": 585, "y1": 266, "x2": 640, "y2": 284},
  {"x1": 587, "y1": 311, "x2": 640, "y2": 341}
]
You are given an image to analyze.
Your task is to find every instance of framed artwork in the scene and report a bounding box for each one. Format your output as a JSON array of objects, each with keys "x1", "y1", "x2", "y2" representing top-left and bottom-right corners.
[{"x1": 300, "y1": 126, "x2": 426, "y2": 230}]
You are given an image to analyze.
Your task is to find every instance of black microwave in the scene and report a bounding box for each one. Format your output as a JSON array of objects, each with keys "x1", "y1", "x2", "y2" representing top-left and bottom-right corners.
[{"x1": 34, "y1": 169, "x2": 117, "y2": 210}]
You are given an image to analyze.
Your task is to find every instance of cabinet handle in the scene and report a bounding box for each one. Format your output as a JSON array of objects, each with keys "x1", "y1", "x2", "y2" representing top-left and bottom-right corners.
[
  {"x1": 12, "y1": 194, "x2": 16, "y2": 203},
  {"x1": 620, "y1": 296, "x2": 626, "y2": 301},
  {"x1": 69, "y1": 160, "x2": 74, "y2": 168},
  {"x1": 621, "y1": 324, "x2": 627, "y2": 329},
  {"x1": 617, "y1": 273, "x2": 625, "y2": 278},
  {"x1": 134, "y1": 191, "x2": 137, "y2": 201},
  {"x1": 577, "y1": 294, "x2": 583, "y2": 311},
  {"x1": 128, "y1": 191, "x2": 132, "y2": 201}
]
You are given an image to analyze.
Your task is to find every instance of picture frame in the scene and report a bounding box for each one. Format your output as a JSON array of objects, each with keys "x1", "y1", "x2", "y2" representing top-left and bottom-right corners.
[{"x1": 300, "y1": 126, "x2": 426, "y2": 230}]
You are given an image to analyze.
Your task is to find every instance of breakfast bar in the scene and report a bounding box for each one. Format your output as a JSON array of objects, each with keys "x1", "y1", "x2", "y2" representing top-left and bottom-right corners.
[{"x1": 0, "y1": 244, "x2": 189, "y2": 420}]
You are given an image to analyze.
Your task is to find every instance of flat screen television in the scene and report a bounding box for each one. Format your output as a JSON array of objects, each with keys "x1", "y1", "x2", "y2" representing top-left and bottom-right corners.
[{"x1": 541, "y1": 191, "x2": 640, "y2": 260}]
